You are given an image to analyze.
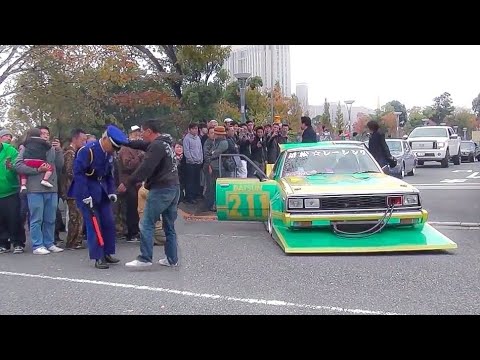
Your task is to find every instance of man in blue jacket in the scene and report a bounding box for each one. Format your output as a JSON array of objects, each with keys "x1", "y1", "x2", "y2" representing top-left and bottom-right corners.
[{"x1": 68, "y1": 125, "x2": 128, "y2": 269}]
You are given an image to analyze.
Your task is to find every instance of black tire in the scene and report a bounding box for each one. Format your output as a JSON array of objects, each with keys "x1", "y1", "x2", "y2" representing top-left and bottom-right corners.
[
  {"x1": 398, "y1": 163, "x2": 405, "y2": 179},
  {"x1": 452, "y1": 149, "x2": 461, "y2": 165},
  {"x1": 469, "y1": 155, "x2": 475, "y2": 163},
  {"x1": 407, "y1": 163, "x2": 415, "y2": 176},
  {"x1": 441, "y1": 150, "x2": 450, "y2": 168},
  {"x1": 417, "y1": 160, "x2": 424, "y2": 166}
]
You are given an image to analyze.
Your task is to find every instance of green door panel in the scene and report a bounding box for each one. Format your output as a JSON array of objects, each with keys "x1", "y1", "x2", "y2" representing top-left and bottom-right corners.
[{"x1": 216, "y1": 178, "x2": 277, "y2": 221}]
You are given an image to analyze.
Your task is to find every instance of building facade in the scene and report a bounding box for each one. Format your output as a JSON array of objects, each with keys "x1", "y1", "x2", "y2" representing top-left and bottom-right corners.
[{"x1": 223, "y1": 45, "x2": 291, "y2": 97}]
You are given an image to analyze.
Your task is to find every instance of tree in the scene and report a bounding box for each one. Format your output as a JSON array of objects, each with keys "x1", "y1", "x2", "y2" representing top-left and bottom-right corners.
[
  {"x1": 354, "y1": 114, "x2": 369, "y2": 135},
  {"x1": 320, "y1": 98, "x2": 332, "y2": 130},
  {"x1": 215, "y1": 99, "x2": 240, "y2": 121},
  {"x1": 472, "y1": 93, "x2": 480, "y2": 118},
  {"x1": 380, "y1": 112, "x2": 397, "y2": 136},
  {"x1": 3, "y1": 46, "x2": 158, "y2": 138},
  {"x1": 0, "y1": 45, "x2": 58, "y2": 97},
  {"x1": 384, "y1": 100, "x2": 407, "y2": 126},
  {"x1": 432, "y1": 92, "x2": 455, "y2": 124},
  {"x1": 247, "y1": 76, "x2": 263, "y2": 90},
  {"x1": 404, "y1": 106, "x2": 427, "y2": 132},
  {"x1": 335, "y1": 101, "x2": 345, "y2": 133},
  {"x1": 447, "y1": 108, "x2": 477, "y2": 138},
  {"x1": 130, "y1": 45, "x2": 231, "y2": 100}
]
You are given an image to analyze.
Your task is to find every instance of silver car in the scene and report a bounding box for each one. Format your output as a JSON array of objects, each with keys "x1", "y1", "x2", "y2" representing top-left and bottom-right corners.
[{"x1": 386, "y1": 139, "x2": 417, "y2": 178}]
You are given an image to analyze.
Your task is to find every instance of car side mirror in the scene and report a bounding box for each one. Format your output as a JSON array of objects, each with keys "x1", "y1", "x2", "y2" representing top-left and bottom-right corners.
[
  {"x1": 450, "y1": 134, "x2": 458, "y2": 140},
  {"x1": 402, "y1": 135, "x2": 408, "y2": 140}
]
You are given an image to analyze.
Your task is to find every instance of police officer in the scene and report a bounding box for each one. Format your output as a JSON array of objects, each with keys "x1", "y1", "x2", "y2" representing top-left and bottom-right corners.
[{"x1": 68, "y1": 125, "x2": 129, "y2": 269}]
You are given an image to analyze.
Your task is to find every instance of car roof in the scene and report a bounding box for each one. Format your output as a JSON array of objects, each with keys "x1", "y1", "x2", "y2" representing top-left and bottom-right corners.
[{"x1": 280, "y1": 141, "x2": 367, "y2": 152}]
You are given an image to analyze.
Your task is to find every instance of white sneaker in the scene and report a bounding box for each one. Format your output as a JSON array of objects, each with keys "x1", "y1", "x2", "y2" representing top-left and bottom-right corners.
[
  {"x1": 125, "y1": 259, "x2": 152, "y2": 267},
  {"x1": 33, "y1": 247, "x2": 50, "y2": 255},
  {"x1": 158, "y1": 258, "x2": 178, "y2": 267},
  {"x1": 41, "y1": 180, "x2": 53, "y2": 188},
  {"x1": 47, "y1": 245, "x2": 64, "y2": 253}
]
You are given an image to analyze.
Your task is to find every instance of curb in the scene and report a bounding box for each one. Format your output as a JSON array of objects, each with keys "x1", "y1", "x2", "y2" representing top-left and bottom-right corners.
[{"x1": 178, "y1": 209, "x2": 218, "y2": 222}]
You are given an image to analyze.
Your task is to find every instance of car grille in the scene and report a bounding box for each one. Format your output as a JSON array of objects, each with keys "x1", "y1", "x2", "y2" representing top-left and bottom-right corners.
[
  {"x1": 320, "y1": 196, "x2": 386, "y2": 210},
  {"x1": 410, "y1": 141, "x2": 437, "y2": 150}
]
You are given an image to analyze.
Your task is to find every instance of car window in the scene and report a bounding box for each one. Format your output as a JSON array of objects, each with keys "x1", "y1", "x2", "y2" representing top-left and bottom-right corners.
[
  {"x1": 386, "y1": 140, "x2": 402, "y2": 153},
  {"x1": 282, "y1": 148, "x2": 380, "y2": 176},
  {"x1": 409, "y1": 128, "x2": 448, "y2": 138}
]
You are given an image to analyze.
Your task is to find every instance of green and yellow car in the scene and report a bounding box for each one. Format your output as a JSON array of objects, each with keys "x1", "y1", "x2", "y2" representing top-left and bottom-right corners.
[{"x1": 216, "y1": 141, "x2": 457, "y2": 254}]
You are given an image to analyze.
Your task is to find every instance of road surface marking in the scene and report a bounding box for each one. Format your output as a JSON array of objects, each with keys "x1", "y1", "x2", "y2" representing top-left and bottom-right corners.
[
  {"x1": 430, "y1": 221, "x2": 480, "y2": 228},
  {"x1": 440, "y1": 179, "x2": 467, "y2": 183},
  {"x1": 467, "y1": 172, "x2": 480, "y2": 179},
  {"x1": 452, "y1": 170, "x2": 473, "y2": 173},
  {"x1": 0, "y1": 270, "x2": 400, "y2": 315}
]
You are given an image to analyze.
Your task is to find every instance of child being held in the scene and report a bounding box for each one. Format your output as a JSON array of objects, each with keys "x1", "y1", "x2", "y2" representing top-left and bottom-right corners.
[{"x1": 20, "y1": 128, "x2": 54, "y2": 192}]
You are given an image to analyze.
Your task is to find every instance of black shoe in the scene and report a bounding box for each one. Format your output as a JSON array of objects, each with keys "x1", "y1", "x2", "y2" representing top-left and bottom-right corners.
[
  {"x1": 105, "y1": 255, "x2": 120, "y2": 264},
  {"x1": 95, "y1": 258, "x2": 109, "y2": 269}
]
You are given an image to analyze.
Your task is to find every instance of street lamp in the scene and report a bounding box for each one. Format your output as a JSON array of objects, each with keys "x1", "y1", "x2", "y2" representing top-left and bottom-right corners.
[
  {"x1": 344, "y1": 100, "x2": 355, "y2": 137},
  {"x1": 234, "y1": 72, "x2": 251, "y2": 124},
  {"x1": 463, "y1": 127, "x2": 467, "y2": 139},
  {"x1": 394, "y1": 111, "x2": 402, "y2": 138}
]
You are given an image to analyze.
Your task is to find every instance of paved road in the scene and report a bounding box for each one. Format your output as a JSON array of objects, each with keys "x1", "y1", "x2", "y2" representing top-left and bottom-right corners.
[
  {"x1": 1, "y1": 160, "x2": 478, "y2": 315},
  {"x1": 1, "y1": 218, "x2": 479, "y2": 315},
  {"x1": 402, "y1": 161, "x2": 480, "y2": 223}
]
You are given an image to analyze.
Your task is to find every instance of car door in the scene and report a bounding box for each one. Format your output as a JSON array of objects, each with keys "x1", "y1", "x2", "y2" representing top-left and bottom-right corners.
[
  {"x1": 216, "y1": 154, "x2": 278, "y2": 221},
  {"x1": 403, "y1": 140, "x2": 414, "y2": 172}
]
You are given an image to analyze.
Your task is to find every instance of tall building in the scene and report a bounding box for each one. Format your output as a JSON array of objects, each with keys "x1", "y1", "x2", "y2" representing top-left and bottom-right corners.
[
  {"x1": 223, "y1": 45, "x2": 291, "y2": 97},
  {"x1": 295, "y1": 83, "x2": 309, "y2": 115}
]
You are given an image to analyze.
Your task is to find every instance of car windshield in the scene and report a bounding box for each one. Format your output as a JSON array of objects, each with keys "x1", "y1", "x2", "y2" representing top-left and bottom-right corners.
[
  {"x1": 461, "y1": 142, "x2": 475, "y2": 150},
  {"x1": 386, "y1": 140, "x2": 403, "y2": 153},
  {"x1": 282, "y1": 148, "x2": 381, "y2": 176},
  {"x1": 409, "y1": 128, "x2": 448, "y2": 138}
]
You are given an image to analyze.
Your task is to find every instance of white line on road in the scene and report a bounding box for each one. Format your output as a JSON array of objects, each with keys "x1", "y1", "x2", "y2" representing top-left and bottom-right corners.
[{"x1": 0, "y1": 270, "x2": 400, "y2": 315}]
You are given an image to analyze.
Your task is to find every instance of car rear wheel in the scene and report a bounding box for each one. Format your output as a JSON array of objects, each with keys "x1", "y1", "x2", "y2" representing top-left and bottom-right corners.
[
  {"x1": 399, "y1": 163, "x2": 405, "y2": 179},
  {"x1": 407, "y1": 163, "x2": 415, "y2": 176}
]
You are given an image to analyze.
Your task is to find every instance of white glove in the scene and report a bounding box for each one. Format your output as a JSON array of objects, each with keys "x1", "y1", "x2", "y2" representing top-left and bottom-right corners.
[
  {"x1": 108, "y1": 194, "x2": 117, "y2": 203},
  {"x1": 82, "y1": 196, "x2": 93, "y2": 208}
]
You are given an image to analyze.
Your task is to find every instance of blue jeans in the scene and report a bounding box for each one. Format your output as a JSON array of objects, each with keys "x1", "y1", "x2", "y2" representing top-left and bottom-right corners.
[
  {"x1": 138, "y1": 186, "x2": 180, "y2": 264},
  {"x1": 27, "y1": 193, "x2": 58, "y2": 250}
]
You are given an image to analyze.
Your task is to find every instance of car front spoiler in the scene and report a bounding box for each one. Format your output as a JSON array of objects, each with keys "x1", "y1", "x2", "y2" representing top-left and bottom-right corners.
[{"x1": 271, "y1": 222, "x2": 457, "y2": 254}]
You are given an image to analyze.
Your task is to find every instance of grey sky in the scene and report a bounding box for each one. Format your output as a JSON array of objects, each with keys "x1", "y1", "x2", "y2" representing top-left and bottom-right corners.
[{"x1": 290, "y1": 45, "x2": 480, "y2": 111}]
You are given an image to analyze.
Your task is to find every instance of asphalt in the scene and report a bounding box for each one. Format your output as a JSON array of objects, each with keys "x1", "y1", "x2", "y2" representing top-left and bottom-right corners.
[{"x1": 0, "y1": 160, "x2": 478, "y2": 315}]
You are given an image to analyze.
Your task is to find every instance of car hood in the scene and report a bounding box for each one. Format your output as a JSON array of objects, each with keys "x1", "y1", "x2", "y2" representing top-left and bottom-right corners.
[
  {"x1": 280, "y1": 173, "x2": 417, "y2": 196},
  {"x1": 408, "y1": 137, "x2": 448, "y2": 142}
]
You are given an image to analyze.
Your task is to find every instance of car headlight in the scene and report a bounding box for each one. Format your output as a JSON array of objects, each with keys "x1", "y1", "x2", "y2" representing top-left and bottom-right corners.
[
  {"x1": 437, "y1": 142, "x2": 446, "y2": 148},
  {"x1": 304, "y1": 198, "x2": 320, "y2": 208},
  {"x1": 288, "y1": 198, "x2": 303, "y2": 209},
  {"x1": 403, "y1": 194, "x2": 419, "y2": 206}
]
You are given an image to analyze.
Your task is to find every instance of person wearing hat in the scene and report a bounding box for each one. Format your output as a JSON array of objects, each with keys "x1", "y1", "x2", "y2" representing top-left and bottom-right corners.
[
  {"x1": 68, "y1": 124, "x2": 128, "y2": 269},
  {"x1": 0, "y1": 129, "x2": 13, "y2": 144},
  {"x1": 117, "y1": 125, "x2": 144, "y2": 242}
]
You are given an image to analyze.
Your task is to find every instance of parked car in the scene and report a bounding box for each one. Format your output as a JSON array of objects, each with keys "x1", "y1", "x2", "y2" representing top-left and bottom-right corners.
[
  {"x1": 406, "y1": 126, "x2": 461, "y2": 167},
  {"x1": 460, "y1": 140, "x2": 480, "y2": 162},
  {"x1": 386, "y1": 139, "x2": 417, "y2": 178}
]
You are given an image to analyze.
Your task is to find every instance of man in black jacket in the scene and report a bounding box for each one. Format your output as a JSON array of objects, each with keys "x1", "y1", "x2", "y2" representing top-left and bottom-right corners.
[
  {"x1": 301, "y1": 116, "x2": 317, "y2": 143},
  {"x1": 367, "y1": 120, "x2": 397, "y2": 170},
  {"x1": 121, "y1": 120, "x2": 180, "y2": 268}
]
